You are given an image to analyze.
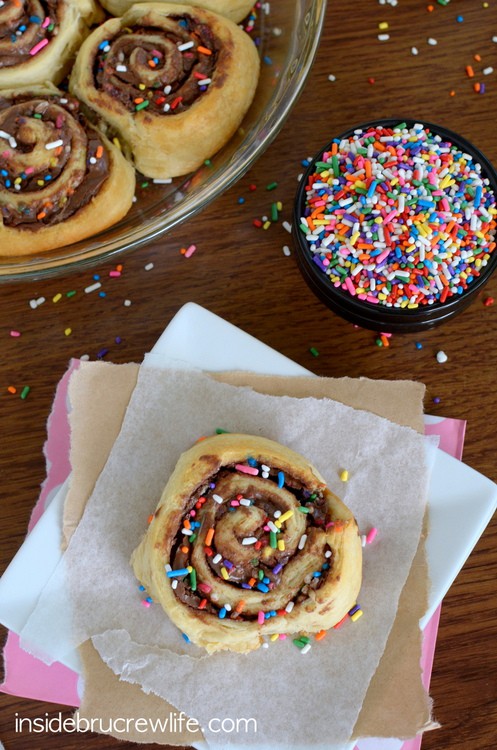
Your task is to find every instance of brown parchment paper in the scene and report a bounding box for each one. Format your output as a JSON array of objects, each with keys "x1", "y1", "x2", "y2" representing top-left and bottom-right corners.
[{"x1": 61, "y1": 361, "x2": 437, "y2": 745}]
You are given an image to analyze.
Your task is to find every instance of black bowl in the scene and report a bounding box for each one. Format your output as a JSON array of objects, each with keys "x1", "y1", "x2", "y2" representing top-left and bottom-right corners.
[{"x1": 293, "y1": 119, "x2": 497, "y2": 333}]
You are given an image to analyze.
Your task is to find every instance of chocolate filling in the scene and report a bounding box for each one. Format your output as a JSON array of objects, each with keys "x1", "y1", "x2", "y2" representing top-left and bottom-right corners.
[
  {"x1": 0, "y1": 0, "x2": 59, "y2": 68},
  {"x1": 93, "y1": 15, "x2": 218, "y2": 116},
  {"x1": 0, "y1": 94, "x2": 109, "y2": 230}
]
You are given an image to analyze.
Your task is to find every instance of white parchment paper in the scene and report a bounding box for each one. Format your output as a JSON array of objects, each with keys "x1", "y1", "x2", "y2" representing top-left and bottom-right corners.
[{"x1": 20, "y1": 367, "x2": 431, "y2": 748}]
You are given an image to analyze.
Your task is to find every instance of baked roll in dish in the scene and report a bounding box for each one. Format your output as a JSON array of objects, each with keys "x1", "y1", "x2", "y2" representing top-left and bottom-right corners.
[
  {"x1": 98, "y1": 0, "x2": 255, "y2": 24},
  {"x1": 131, "y1": 434, "x2": 363, "y2": 654},
  {"x1": 0, "y1": 0, "x2": 103, "y2": 88},
  {"x1": 69, "y1": 3, "x2": 260, "y2": 178},
  {"x1": 0, "y1": 85, "x2": 135, "y2": 256}
]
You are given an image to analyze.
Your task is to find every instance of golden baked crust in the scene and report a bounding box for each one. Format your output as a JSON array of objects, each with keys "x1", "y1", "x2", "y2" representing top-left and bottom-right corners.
[
  {"x1": 0, "y1": 0, "x2": 103, "y2": 88},
  {"x1": 69, "y1": 3, "x2": 260, "y2": 178},
  {"x1": 98, "y1": 0, "x2": 255, "y2": 24},
  {"x1": 131, "y1": 433, "x2": 363, "y2": 654},
  {"x1": 0, "y1": 84, "x2": 135, "y2": 256}
]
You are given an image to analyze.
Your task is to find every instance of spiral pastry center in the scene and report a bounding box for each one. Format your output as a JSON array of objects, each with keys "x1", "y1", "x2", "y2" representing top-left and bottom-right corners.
[
  {"x1": 94, "y1": 15, "x2": 218, "y2": 116},
  {"x1": 0, "y1": 0, "x2": 59, "y2": 67},
  {"x1": 168, "y1": 461, "x2": 336, "y2": 621},
  {"x1": 0, "y1": 95, "x2": 109, "y2": 229}
]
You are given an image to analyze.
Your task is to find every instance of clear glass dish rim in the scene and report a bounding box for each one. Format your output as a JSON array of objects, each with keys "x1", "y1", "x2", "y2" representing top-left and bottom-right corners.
[{"x1": 0, "y1": 0, "x2": 327, "y2": 282}]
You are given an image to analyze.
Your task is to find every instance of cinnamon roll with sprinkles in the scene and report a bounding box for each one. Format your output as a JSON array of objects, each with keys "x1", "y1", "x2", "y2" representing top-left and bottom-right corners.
[
  {"x1": 0, "y1": 85, "x2": 135, "y2": 255},
  {"x1": 98, "y1": 0, "x2": 255, "y2": 24},
  {"x1": 131, "y1": 434, "x2": 363, "y2": 654},
  {"x1": 69, "y1": 3, "x2": 260, "y2": 178},
  {"x1": 0, "y1": 0, "x2": 103, "y2": 88}
]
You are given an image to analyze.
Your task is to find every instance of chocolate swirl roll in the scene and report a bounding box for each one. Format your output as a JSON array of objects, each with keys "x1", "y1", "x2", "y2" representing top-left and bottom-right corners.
[
  {"x1": 132, "y1": 434, "x2": 363, "y2": 654},
  {"x1": 98, "y1": 0, "x2": 255, "y2": 24},
  {"x1": 0, "y1": 0, "x2": 103, "y2": 87},
  {"x1": 0, "y1": 85, "x2": 135, "y2": 256},
  {"x1": 70, "y1": 3, "x2": 260, "y2": 178}
]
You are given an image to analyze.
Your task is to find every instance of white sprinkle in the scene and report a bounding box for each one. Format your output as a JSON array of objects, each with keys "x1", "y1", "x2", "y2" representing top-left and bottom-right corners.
[
  {"x1": 242, "y1": 537, "x2": 258, "y2": 545},
  {"x1": 84, "y1": 281, "x2": 102, "y2": 294},
  {"x1": 262, "y1": 642, "x2": 269, "y2": 649},
  {"x1": 483, "y1": 66, "x2": 494, "y2": 75},
  {"x1": 324, "y1": 550, "x2": 332, "y2": 558},
  {"x1": 273, "y1": 510, "x2": 282, "y2": 518},
  {"x1": 59, "y1": 98, "x2": 68, "y2": 104},
  {"x1": 272, "y1": 26, "x2": 282, "y2": 36},
  {"x1": 144, "y1": 262, "x2": 154, "y2": 271},
  {"x1": 153, "y1": 178, "x2": 172, "y2": 184},
  {"x1": 171, "y1": 579, "x2": 178, "y2": 589},
  {"x1": 378, "y1": 33, "x2": 390, "y2": 41},
  {"x1": 212, "y1": 554, "x2": 222, "y2": 564},
  {"x1": 267, "y1": 521, "x2": 279, "y2": 534},
  {"x1": 177, "y1": 40, "x2": 194, "y2": 51},
  {"x1": 261, "y1": 464, "x2": 270, "y2": 472},
  {"x1": 163, "y1": 103, "x2": 171, "y2": 112},
  {"x1": 282, "y1": 220, "x2": 292, "y2": 233},
  {"x1": 301, "y1": 643, "x2": 312, "y2": 655},
  {"x1": 165, "y1": 563, "x2": 172, "y2": 572},
  {"x1": 0, "y1": 130, "x2": 17, "y2": 149},
  {"x1": 164, "y1": 85, "x2": 172, "y2": 94},
  {"x1": 298, "y1": 534, "x2": 307, "y2": 550},
  {"x1": 80, "y1": 354, "x2": 90, "y2": 361},
  {"x1": 436, "y1": 350, "x2": 448, "y2": 364},
  {"x1": 328, "y1": 74, "x2": 336, "y2": 81},
  {"x1": 89, "y1": 157, "x2": 97, "y2": 164},
  {"x1": 212, "y1": 493, "x2": 224, "y2": 504},
  {"x1": 361, "y1": 535, "x2": 367, "y2": 547},
  {"x1": 123, "y1": 299, "x2": 132, "y2": 307},
  {"x1": 29, "y1": 299, "x2": 38, "y2": 309},
  {"x1": 285, "y1": 601, "x2": 294, "y2": 613},
  {"x1": 283, "y1": 245, "x2": 291, "y2": 256},
  {"x1": 197, "y1": 77, "x2": 212, "y2": 86},
  {"x1": 427, "y1": 38, "x2": 437, "y2": 45},
  {"x1": 492, "y1": 36, "x2": 497, "y2": 43},
  {"x1": 261, "y1": 471, "x2": 269, "y2": 479},
  {"x1": 116, "y1": 64, "x2": 127, "y2": 72},
  {"x1": 411, "y1": 46, "x2": 419, "y2": 55},
  {"x1": 239, "y1": 498, "x2": 251, "y2": 506},
  {"x1": 224, "y1": 603, "x2": 232, "y2": 611},
  {"x1": 182, "y1": 528, "x2": 193, "y2": 535}
]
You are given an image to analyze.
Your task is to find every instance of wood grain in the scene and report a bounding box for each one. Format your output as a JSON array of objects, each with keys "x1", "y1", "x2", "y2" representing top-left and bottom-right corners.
[{"x1": 1, "y1": 0, "x2": 496, "y2": 747}]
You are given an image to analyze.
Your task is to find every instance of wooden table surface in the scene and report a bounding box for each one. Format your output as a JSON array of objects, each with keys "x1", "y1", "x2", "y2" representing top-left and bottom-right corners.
[{"x1": 1, "y1": 0, "x2": 496, "y2": 748}]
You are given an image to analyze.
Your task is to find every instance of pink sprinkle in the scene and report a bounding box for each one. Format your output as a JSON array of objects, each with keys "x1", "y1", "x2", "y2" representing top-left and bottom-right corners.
[
  {"x1": 29, "y1": 38, "x2": 49, "y2": 56},
  {"x1": 24, "y1": 166, "x2": 34, "y2": 175},
  {"x1": 197, "y1": 583, "x2": 212, "y2": 594},
  {"x1": 366, "y1": 527, "x2": 378, "y2": 544},
  {"x1": 279, "y1": 633, "x2": 287, "y2": 640},
  {"x1": 325, "y1": 521, "x2": 335, "y2": 529},
  {"x1": 384, "y1": 209, "x2": 398, "y2": 224},
  {"x1": 141, "y1": 600, "x2": 151, "y2": 608},
  {"x1": 10, "y1": 330, "x2": 21, "y2": 337},
  {"x1": 375, "y1": 249, "x2": 390, "y2": 264},
  {"x1": 109, "y1": 270, "x2": 121, "y2": 277},
  {"x1": 344, "y1": 276, "x2": 356, "y2": 296},
  {"x1": 184, "y1": 244, "x2": 197, "y2": 258},
  {"x1": 235, "y1": 463, "x2": 259, "y2": 476},
  {"x1": 2, "y1": 151, "x2": 10, "y2": 158},
  {"x1": 257, "y1": 611, "x2": 265, "y2": 625},
  {"x1": 55, "y1": 115, "x2": 64, "y2": 129},
  {"x1": 42, "y1": 16, "x2": 51, "y2": 27},
  {"x1": 230, "y1": 499, "x2": 240, "y2": 506}
]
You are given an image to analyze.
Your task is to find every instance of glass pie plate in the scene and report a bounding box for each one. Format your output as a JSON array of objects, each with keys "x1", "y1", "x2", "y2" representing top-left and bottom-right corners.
[{"x1": 0, "y1": 0, "x2": 326, "y2": 281}]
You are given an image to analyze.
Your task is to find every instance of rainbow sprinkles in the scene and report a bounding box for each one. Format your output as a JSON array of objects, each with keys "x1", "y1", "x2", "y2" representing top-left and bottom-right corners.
[{"x1": 300, "y1": 122, "x2": 497, "y2": 308}]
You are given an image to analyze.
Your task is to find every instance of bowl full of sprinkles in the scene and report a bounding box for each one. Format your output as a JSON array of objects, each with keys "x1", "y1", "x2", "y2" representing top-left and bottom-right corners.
[{"x1": 293, "y1": 120, "x2": 497, "y2": 332}]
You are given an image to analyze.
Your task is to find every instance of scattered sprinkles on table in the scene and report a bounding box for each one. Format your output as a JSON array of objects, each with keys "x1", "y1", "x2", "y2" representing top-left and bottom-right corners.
[{"x1": 299, "y1": 122, "x2": 497, "y2": 309}]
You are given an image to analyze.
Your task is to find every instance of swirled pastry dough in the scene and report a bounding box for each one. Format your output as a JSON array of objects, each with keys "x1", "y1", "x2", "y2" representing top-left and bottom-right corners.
[
  {"x1": 69, "y1": 3, "x2": 260, "y2": 178},
  {"x1": 132, "y1": 434, "x2": 363, "y2": 654},
  {"x1": 0, "y1": 84, "x2": 135, "y2": 256},
  {"x1": 98, "y1": 0, "x2": 255, "y2": 24}
]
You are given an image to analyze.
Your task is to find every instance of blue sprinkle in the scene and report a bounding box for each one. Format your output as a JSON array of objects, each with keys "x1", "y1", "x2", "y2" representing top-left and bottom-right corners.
[
  {"x1": 312, "y1": 571, "x2": 322, "y2": 578},
  {"x1": 277, "y1": 471, "x2": 285, "y2": 489},
  {"x1": 263, "y1": 55, "x2": 272, "y2": 65},
  {"x1": 415, "y1": 342, "x2": 423, "y2": 350},
  {"x1": 182, "y1": 632, "x2": 190, "y2": 642},
  {"x1": 262, "y1": 576, "x2": 270, "y2": 584},
  {"x1": 257, "y1": 582, "x2": 270, "y2": 593},
  {"x1": 264, "y1": 612, "x2": 271, "y2": 619},
  {"x1": 237, "y1": 197, "x2": 245, "y2": 204},
  {"x1": 138, "y1": 584, "x2": 146, "y2": 591},
  {"x1": 247, "y1": 457, "x2": 258, "y2": 467},
  {"x1": 29, "y1": 15, "x2": 41, "y2": 23},
  {"x1": 145, "y1": 596, "x2": 153, "y2": 603},
  {"x1": 218, "y1": 607, "x2": 227, "y2": 619},
  {"x1": 241, "y1": 583, "x2": 252, "y2": 589}
]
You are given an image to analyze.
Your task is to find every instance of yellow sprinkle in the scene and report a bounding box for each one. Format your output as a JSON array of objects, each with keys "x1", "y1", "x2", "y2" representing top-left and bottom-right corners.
[
  {"x1": 350, "y1": 608, "x2": 363, "y2": 622},
  {"x1": 52, "y1": 293, "x2": 62, "y2": 303},
  {"x1": 276, "y1": 201, "x2": 283, "y2": 211},
  {"x1": 220, "y1": 566, "x2": 229, "y2": 580},
  {"x1": 64, "y1": 328, "x2": 72, "y2": 336},
  {"x1": 112, "y1": 137, "x2": 122, "y2": 151},
  {"x1": 187, "y1": 565, "x2": 193, "y2": 573},
  {"x1": 37, "y1": 180, "x2": 44, "y2": 186},
  {"x1": 339, "y1": 469, "x2": 349, "y2": 482},
  {"x1": 378, "y1": 21, "x2": 389, "y2": 29},
  {"x1": 270, "y1": 633, "x2": 279, "y2": 641},
  {"x1": 14, "y1": 177, "x2": 22, "y2": 185},
  {"x1": 263, "y1": 220, "x2": 271, "y2": 230},
  {"x1": 277, "y1": 539, "x2": 285, "y2": 551},
  {"x1": 278, "y1": 510, "x2": 294, "y2": 524},
  {"x1": 138, "y1": 83, "x2": 146, "y2": 90},
  {"x1": 350, "y1": 232, "x2": 360, "y2": 245}
]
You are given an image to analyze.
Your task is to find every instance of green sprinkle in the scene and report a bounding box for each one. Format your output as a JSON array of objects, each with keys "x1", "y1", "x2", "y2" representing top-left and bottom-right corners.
[
  {"x1": 141, "y1": 181, "x2": 149, "y2": 188},
  {"x1": 309, "y1": 493, "x2": 317, "y2": 500},
  {"x1": 266, "y1": 181, "x2": 278, "y2": 191},
  {"x1": 394, "y1": 122, "x2": 407, "y2": 131},
  {"x1": 269, "y1": 531, "x2": 278, "y2": 549},
  {"x1": 298, "y1": 635, "x2": 311, "y2": 644},
  {"x1": 331, "y1": 154, "x2": 340, "y2": 177},
  {"x1": 293, "y1": 638, "x2": 306, "y2": 649},
  {"x1": 258, "y1": 569, "x2": 265, "y2": 581},
  {"x1": 271, "y1": 202, "x2": 279, "y2": 221},
  {"x1": 189, "y1": 568, "x2": 197, "y2": 591},
  {"x1": 20, "y1": 386, "x2": 31, "y2": 400},
  {"x1": 297, "y1": 506, "x2": 310, "y2": 513},
  {"x1": 66, "y1": 290, "x2": 77, "y2": 298},
  {"x1": 189, "y1": 533, "x2": 197, "y2": 544},
  {"x1": 33, "y1": 113, "x2": 43, "y2": 119},
  {"x1": 135, "y1": 100, "x2": 150, "y2": 111},
  {"x1": 204, "y1": 159, "x2": 212, "y2": 166},
  {"x1": 215, "y1": 427, "x2": 229, "y2": 434},
  {"x1": 251, "y1": 558, "x2": 259, "y2": 566},
  {"x1": 309, "y1": 346, "x2": 319, "y2": 357}
]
